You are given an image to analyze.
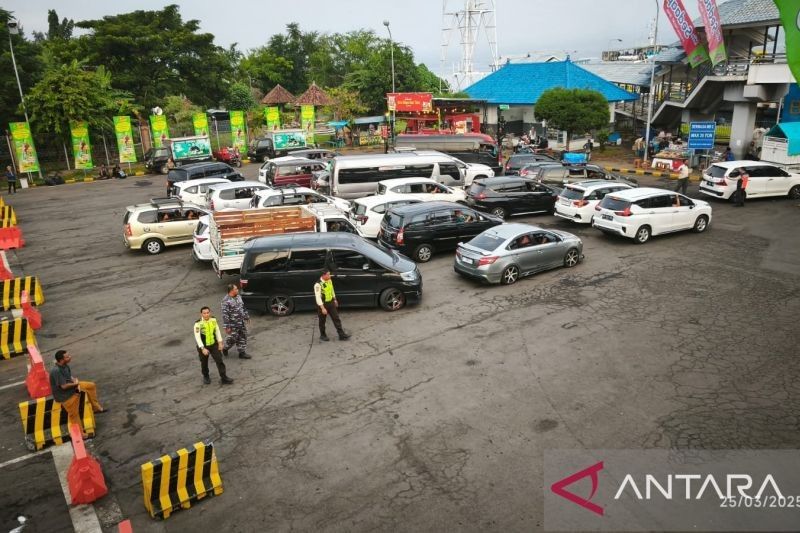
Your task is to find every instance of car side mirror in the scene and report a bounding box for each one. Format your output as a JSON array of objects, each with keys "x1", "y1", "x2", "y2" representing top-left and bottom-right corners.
[
  {"x1": 363, "y1": 263, "x2": 370, "y2": 270},
  {"x1": 689, "y1": 204, "x2": 695, "y2": 209}
]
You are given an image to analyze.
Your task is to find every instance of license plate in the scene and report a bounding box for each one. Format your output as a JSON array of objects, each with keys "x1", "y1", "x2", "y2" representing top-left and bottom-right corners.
[
  {"x1": 602, "y1": 214, "x2": 613, "y2": 221},
  {"x1": 461, "y1": 256, "x2": 473, "y2": 264},
  {"x1": 560, "y1": 199, "x2": 570, "y2": 205}
]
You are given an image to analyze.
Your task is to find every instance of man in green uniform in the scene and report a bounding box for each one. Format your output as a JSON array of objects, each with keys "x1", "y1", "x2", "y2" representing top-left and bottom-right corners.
[
  {"x1": 194, "y1": 306, "x2": 233, "y2": 385},
  {"x1": 314, "y1": 271, "x2": 351, "y2": 342}
]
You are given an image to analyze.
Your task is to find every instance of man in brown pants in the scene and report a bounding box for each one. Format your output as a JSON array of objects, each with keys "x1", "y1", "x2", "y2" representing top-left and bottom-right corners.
[{"x1": 49, "y1": 350, "x2": 106, "y2": 436}]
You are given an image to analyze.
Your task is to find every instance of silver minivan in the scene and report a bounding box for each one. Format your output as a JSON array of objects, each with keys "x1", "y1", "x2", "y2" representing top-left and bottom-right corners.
[{"x1": 327, "y1": 152, "x2": 466, "y2": 199}]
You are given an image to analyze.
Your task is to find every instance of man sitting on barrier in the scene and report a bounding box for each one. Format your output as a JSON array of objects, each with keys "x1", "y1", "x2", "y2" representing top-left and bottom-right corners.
[{"x1": 49, "y1": 350, "x2": 107, "y2": 434}]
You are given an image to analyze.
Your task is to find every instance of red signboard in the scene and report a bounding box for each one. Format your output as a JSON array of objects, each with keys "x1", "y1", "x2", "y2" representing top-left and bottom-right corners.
[
  {"x1": 387, "y1": 92, "x2": 433, "y2": 112},
  {"x1": 662, "y1": 0, "x2": 709, "y2": 67}
]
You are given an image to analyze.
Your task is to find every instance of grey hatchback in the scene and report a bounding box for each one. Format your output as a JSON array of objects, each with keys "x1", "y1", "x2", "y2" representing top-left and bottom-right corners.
[{"x1": 454, "y1": 223, "x2": 583, "y2": 285}]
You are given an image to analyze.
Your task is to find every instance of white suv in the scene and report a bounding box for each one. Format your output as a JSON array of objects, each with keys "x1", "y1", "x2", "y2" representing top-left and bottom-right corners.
[
  {"x1": 554, "y1": 180, "x2": 633, "y2": 224},
  {"x1": 699, "y1": 161, "x2": 800, "y2": 202},
  {"x1": 250, "y1": 186, "x2": 350, "y2": 212},
  {"x1": 172, "y1": 178, "x2": 230, "y2": 205},
  {"x1": 592, "y1": 187, "x2": 712, "y2": 244},
  {"x1": 376, "y1": 177, "x2": 467, "y2": 203},
  {"x1": 204, "y1": 181, "x2": 270, "y2": 210},
  {"x1": 349, "y1": 195, "x2": 422, "y2": 238}
]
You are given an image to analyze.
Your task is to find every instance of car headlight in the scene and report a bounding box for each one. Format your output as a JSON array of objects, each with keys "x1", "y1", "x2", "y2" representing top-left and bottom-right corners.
[{"x1": 400, "y1": 270, "x2": 418, "y2": 281}]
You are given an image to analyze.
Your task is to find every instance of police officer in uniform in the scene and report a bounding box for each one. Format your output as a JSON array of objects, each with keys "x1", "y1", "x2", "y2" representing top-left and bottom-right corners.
[
  {"x1": 194, "y1": 306, "x2": 233, "y2": 385},
  {"x1": 314, "y1": 271, "x2": 351, "y2": 342},
  {"x1": 222, "y1": 283, "x2": 251, "y2": 359}
]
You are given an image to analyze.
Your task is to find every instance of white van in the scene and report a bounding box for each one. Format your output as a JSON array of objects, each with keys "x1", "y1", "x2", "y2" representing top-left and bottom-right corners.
[
  {"x1": 699, "y1": 161, "x2": 800, "y2": 202},
  {"x1": 205, "y1": 181, "x2": 271, "y2": 211},
  {"x1": 173, "y1": 178, "x2": 230, "y2": 205},
  {"x1": 324, "y1": 152, "x2": 467, "y2": 199}
]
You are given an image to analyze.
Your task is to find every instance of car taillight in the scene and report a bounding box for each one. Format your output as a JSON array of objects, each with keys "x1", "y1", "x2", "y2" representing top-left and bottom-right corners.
[
  {"x1": 475, "y1": 192, "x2": 486, "y2": 200},
  {"x1": 519, "y1": 168, "x2": 528, "y2": 176},
  {"x1": 357, "y1": 215, "x2": 368, "y2": 224},
  {"x1": 125, "y1": 224, "x2": 132, "y2": 237},
  {"x1": 573, "y1": 199, "x2": 589, "y2": 207},
  {"x1": 210, "y1": 200, "x2": 215, "y2": 211},
  {"x1": 477, "y1": 256, "x2": 499, "y2": 266},
  {"x1": 396, "y1": 228, "x2": 404, "y2": 245},
  {"x1": 614, "y1": 206, "x2": 632, "y2": 217},
  {"x1": 595, "y1": 205, "x2": 602, "y2": 211},
  {"x1": 239, "y1": 279, "x2": 248, "y2": 288}
]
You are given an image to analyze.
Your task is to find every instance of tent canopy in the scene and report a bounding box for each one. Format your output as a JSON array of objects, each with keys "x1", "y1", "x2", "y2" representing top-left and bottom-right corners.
[{"x1": 766, "y1": 122, "x2": 800, "y2": 156}]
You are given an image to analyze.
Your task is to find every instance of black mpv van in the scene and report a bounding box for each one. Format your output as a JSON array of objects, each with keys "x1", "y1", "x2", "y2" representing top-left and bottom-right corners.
[
  {"x1": 377, "y1": 201, "x2": 502, "y2": 262},
  {"x1": 166, "y1": 162, "x2": 244, "y2": 196},
  {"x1": 240, "y1": 233, "x2": 422, "y2": 316}
]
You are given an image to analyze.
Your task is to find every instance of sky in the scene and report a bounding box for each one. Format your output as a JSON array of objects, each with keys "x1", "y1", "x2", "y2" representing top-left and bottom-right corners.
[{"x1": 6, "y1": 0, "x2": 708, "y2": 87}]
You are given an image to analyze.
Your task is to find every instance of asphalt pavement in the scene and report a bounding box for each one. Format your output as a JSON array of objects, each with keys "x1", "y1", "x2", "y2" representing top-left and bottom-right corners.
[{"x1": 0, "y1": 166, "x2": 798, "y2": 532}]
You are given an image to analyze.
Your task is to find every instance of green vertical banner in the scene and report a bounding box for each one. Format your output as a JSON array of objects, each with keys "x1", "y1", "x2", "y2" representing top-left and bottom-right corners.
[
  {"x1": 192, "y1": 113, "x2": 209, "y2": 137},
  {"x1": 774, "y1": 1, "x2": 800, "y2": 85},
  {"x1": 301, "y1": 105, "x2": 315, "y2": 144},
  {"x1": 113, "y1": 116, "x2": 137, "y2": 163},
  {"x1": 229, "y1": 110, "x2": 246, "y2": 153},
  {"x1": 8, "y1": 122, "x2": 40, "y2": 173},
  {"x1": 149, "y1": 115, "x2": 170, "y2": 147},
  {"x1": 70, "y1": 121, "x2": 94, "y2": 169},
  {"x1": 265, "y1": 106, "x2": 281, "y2": 131}
]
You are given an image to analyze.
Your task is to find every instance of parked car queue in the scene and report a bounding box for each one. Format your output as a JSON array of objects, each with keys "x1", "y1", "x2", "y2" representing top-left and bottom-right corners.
[{"x1": 123, "y1": 156, "x2": 800, "y2": 317}]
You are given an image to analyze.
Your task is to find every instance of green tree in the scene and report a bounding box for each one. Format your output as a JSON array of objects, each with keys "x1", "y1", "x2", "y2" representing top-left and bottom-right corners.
[
  {"x1": 322, "y1": 87, "x2": 368, "y2": 120},
  {"x1": 240, "y1": 47, "x2": 293, "y2": 93},
  {"x1": 162, "y1": 95, "x2": 202, "y2": 137},
  {"x1": 25, "y1": 61, "x2": 132, "y2": 156},
  {"x1": 74, "y1": 5, "x2": 232, "y2": 110},
  {"x1": 223, "y1": 82, "x2": 257, "y2": 112},
  {"x1": 534, "y1": 88, "x2": 610, "y2": 150},
  {"x1": 0, "y1": 9, "x2": 43, "y2": 127},
  {"x1": 266, "y1": 23, "x2": 320, "y2": 93}
]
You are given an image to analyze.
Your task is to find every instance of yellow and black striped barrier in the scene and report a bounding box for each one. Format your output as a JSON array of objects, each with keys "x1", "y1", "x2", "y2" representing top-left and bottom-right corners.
[
  {"x1": 0, "y1": 206, "x2": 16, "y2": 225},
  {"x1": 18, "y1": 391, "x2": 96, "y2": 450},
  {"x1": 141, "y1": 441, "x2": 223, "y2": 519},
  {"x1": 1, "y1": 276, "x2": 45, "y2": 311},
  {"x1": 0, "y1": 317, "x2": 36, "y2": 359},
  {"x1": 0, "y1": 218, "x2": 14, "y2": 228}
]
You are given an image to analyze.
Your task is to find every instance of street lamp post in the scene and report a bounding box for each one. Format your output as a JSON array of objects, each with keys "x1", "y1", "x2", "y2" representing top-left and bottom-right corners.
[
  {"x1": 383, "y1": 20, "x2": 396, "y2": 146},
  {"x1": 643, "y1": 0, "x2": 660, "y2": 165},
  {"x1": 7, "y1": 18, "x2": 42, "y2": 181}
]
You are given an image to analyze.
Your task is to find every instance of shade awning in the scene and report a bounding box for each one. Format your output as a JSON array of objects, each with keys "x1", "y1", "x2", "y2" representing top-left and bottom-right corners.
[
  {"x1": 327, "y1": 121, "x2": 349, "y2": 128},
  {"x1": 766, "y1": 122, "x2": 800, "y2": 156},
  {"x1": 353, "y1": 116, "x2": 386, "y2": 125}
]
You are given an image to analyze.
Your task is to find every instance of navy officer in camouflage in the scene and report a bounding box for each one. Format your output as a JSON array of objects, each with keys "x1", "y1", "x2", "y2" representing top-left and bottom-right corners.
[{"x1": 222, "y1": 283, "x2": 252, "y2": 359}]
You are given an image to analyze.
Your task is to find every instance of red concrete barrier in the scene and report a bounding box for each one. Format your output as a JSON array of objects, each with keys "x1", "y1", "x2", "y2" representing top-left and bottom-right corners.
[
  {"x1": 0, "y1": 251, "x2": 12, "y2": 280},
  {"x1": 118, "y1": 519, "x2": 133, "y2": 533},
  {"x1": 25, "y1": 345, "x2": 51, "y2": 399},
  {"x1": 67, "y1": 423, "x2": 108, "y2": 505},
  {"x1": 20, "y1": 291, "x2": 42, "y2": 330},
  {"x1": 0, "y1": 227, "x2": 24, "y2": 250}
]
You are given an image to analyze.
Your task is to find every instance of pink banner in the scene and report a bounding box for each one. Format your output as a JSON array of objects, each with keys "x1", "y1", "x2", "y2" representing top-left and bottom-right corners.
[
  {"x1": 663, "y1": 0, "x2": 709, "y2": 67},
  {"x1": 697, "y1": 0, "x2": 727, "y2": 65}
]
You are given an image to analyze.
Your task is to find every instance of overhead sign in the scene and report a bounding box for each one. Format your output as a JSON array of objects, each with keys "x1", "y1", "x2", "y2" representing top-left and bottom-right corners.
[
  {"x1": 498, "y1": 104, "x2": 510, "y2": 110},
  {"x1": 688, "y1": 121, "x2": 716, "y2": 150},
  {"x1": 387, "y1": 92, "x2": 433, "y2": 112}
]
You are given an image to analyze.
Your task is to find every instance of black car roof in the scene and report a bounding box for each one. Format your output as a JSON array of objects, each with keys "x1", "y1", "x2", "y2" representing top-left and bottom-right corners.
[
  {"x1": 387, "y1": 200, "x2": 467, "y2": 216},
  {"x1": 244, "y1": 232, "x2": 364, "y2": 252},
  {"x1": 475, "y1": 176, "x2": 531, "y2": 185}
]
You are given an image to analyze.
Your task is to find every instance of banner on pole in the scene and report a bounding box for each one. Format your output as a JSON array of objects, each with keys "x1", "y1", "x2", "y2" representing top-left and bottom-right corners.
[
  {"x1": 265, "y1": 106, "x2": 281, "y2": 131},
  {"x1": 663, "y1": 0, "x2": 710, "y2": 67},
  {"x1": 70, "y1": 121, "x2": 94, "y2": 169},
  {"x1": 697, "y1": 0, "x2": 727, "y2": 66},
  {"x1": 192, "y1": 113, "x2": 209, "y2": 137},
  {"x1": 300, "y1": 105, "x2": 315, "y2": 143},
  {"x1": 149, "y1": 115, "x2": 170, "y2": 148},
  {"x1": 773, "y1": 1, "x2": 800, "y2": 85},
  {"x1": 8, "y1": 122, "x2": 40, "y2": 173},
  {"x1": 113, "y1": 116, "x2": 137, "y2": 163},
  {"x1": 229, "y1": 111, "x2": 247, "y2": 154}
]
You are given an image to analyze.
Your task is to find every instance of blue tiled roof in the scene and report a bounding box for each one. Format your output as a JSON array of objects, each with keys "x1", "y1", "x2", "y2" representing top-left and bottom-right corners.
[{"x1": 464, "y1": 61, "x2": 638, "y2": 104}]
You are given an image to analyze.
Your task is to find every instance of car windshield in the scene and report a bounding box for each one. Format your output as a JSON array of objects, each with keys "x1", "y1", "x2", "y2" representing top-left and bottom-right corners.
[
  {"x1": 599, "y1": 196, "x2": 631, "y2": 211},
  {"x1": 352, "y1": 203, "x2": 368, "y2": 216},
  {"x1": 508, "y1": 156, "x2": 534, "y2": 169},
  {"x1": 195, "y1": 219, "x2": 208, "y2": 236},
  {"x1": 706, "y1": 165, "x2": 727, "y2": 178},
  {"x1": 468, "y1": 233, "x2": 506, "y2": 251},
  {"x1": 385, "y1": 212, "x2": 404, "y2": 228},
  {"x1": 561, "y1": 187, "x2": 584, "y2": 200},
  {"x1": 168, "y1": 169, "x2": 188, "y2": 182},
  {"x1": 469, "y1": 182, "x2": 486, "y2": 195}
]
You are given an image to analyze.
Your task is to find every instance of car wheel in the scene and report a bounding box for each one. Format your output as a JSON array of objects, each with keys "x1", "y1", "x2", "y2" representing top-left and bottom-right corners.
[
  {"x1": 143, "y1": 238, "x2": 164, "y2": 255},
  {"x1": 379, "y1": 288, "x2": 406, "y2": 311},
  {"x1": 501, "y1": 265, "x2": 519, "y2": 285},
  {"x1": 693, "y1": 215, "x2": 709, "y2": 233},
  {"x1": 235, "y1": 160, "x2": 243, "y2": 168},
  {"x1": 490, "y1": 207, "x2": 507, "y2": 219},
  {"x1": 789, "y1": 185, "x2": 800, "y2": 200},
  {"x1": 267, "y1": 295, "x2": 294, "y2": 316},
  {"x1": 159, "y1": 164, "x2": 169, "y2": 175},
  {"x1": 413, "y1": 244, "x2": 434, "y2": 263},
  {"x1": 564, "y1": 248, "x2": 580, "y2": 267},
  {"x1": 634, "y1": 225, "x2": 651, "y2": 244}
]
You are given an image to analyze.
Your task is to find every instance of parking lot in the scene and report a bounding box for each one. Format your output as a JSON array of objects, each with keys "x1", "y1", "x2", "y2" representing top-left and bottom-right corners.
[{"x1": 1, "y1": 166, "x2": 799, "y2": 531}]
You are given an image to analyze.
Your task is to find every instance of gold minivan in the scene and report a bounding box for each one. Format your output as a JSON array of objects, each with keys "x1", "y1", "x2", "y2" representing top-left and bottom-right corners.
[{"x1": 123, "y1": 198, "x2": 209, "y2": 254}]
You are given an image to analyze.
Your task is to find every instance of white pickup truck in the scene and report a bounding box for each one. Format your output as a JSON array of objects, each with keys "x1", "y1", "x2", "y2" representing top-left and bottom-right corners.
[{"x1": 210, "y1": 204, "x2": 363, "y2": 276}]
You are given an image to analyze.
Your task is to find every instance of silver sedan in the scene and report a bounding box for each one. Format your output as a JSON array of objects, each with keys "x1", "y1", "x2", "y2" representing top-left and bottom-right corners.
[{"x1": 453, "y1": 223, "x2": 583, "y2": 285}]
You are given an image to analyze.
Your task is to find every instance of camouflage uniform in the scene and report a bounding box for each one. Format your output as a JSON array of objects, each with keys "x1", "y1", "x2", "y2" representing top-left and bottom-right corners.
[{"x1": 222, "y1": 293, "x2": 250, "y2": 356}]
